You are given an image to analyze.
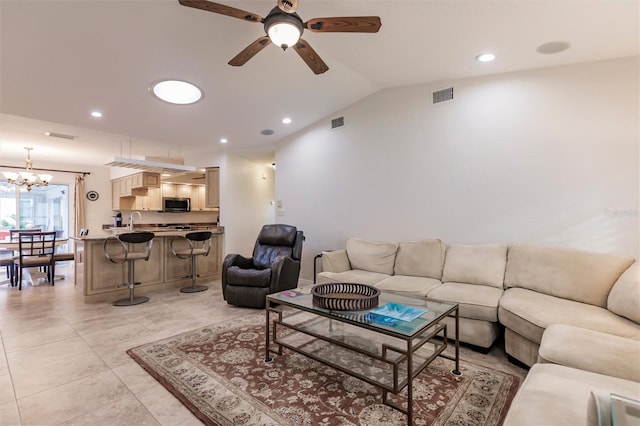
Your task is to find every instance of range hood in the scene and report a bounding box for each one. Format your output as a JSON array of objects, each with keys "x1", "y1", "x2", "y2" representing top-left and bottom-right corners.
[{"x1": 105, "y1": 156, "x2": 196, "y2": 174}]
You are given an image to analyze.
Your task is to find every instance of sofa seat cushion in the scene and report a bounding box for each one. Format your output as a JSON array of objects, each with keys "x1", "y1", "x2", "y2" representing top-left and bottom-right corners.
[
  {"x1": 394, "y1": 240, "x2": 445, "y2": 279},
  {"x1": 505, "y1": 244, "x2": 635, "y2": 307},
  {"x1": 608, "y1": 262, "x2": 640, "y2": 323},
  {"x1": 499, "y1": 288, "x2": 640, "y2": 344},
  {"x1": 346, "y1": 238, "x2": 398, "y2": 275},
  {"x1": 503, "y1": 363, "x2": 640, "y2": 426},
  {"x1": 428, "y1": 282, "x2": 502, "y2": 322},
  {"x1": 374, "y1": 275, "x2": 441, "y2": 297},
  {"x1": 317, "y1": 270, "x2": 389, "y2": 286},
  {"x1": 442, "y1": 243, "x2": 507, "y2": 288},
  {"x1": 226, "y1": 266, "x2": 271, "y2": 288},
  {"x1": 538, "y1": 324, "x2": 640, "y2": 382}
]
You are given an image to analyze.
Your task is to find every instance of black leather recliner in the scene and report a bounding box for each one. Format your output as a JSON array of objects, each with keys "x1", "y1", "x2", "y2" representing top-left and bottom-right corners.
[{"x1": 222, "y1": 224, "x2": 304, "y2": 308}]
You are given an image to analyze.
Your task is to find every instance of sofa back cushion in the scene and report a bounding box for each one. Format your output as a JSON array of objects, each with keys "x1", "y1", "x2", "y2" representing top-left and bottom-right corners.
[
  {"x1": 346, "y1": 238, "x2": 398, "y2": 275},
  {"x1": 607, "y1": 262, "x2": 639, "y2": 323},
  {"x1": 505, "y1": 244, "x2": 635, "y2": 307},
  {"x1": 441, "y1": 243, "x2": 508, "y2": 288},
  {"x1": 394, "y1": 239, "x2": 445, "y2": 279}
]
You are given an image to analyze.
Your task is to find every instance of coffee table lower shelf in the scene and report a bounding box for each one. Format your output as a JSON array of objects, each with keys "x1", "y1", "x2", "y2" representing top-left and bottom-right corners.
[{"x1": 265, "y1": 300, "x2": 460, "y2": 425}]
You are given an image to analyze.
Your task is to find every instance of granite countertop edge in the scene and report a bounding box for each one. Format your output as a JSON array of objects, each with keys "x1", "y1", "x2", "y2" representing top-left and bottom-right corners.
[{"x1": 71, "y1": 227, "x2": 223, "y2": 241}]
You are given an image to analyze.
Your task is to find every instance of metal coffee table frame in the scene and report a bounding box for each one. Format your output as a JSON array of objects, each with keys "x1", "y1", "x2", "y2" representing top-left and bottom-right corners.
[{"x1": 265, "y1": 290, "x2": 460, "y2": 425}]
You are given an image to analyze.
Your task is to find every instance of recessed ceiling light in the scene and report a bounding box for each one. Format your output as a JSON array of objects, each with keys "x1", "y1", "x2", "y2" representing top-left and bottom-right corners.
[
  {"x1": 536, "y1": 41, "x2": 571, "y2": 55},
  {"x1": 282, "y1": 117, "x2": 292, "y2": 124},
  {"x1": 476, "y1": 53, "x2": 496, "y2": 62},
  {"x1": 220, "y1": 138, "x2": 228, "y2": 144},
  {"x1": 149, "y1": 80, "x2": 203, "y2": 105},
  {"x1": 261, "y1": 129, "x2": 274, "y2": 136},
  {"x1": 91, "y1": 111, "x2": 103, "y2": 118}
]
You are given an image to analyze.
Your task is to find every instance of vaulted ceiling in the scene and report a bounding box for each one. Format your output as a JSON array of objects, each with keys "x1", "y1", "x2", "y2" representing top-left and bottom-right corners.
[{"x1": 1, "y1": 0, "x2": 638, "y2": 168}]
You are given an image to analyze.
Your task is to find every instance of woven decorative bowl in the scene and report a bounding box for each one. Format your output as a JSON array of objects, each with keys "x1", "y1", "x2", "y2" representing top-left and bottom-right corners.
[{"x1": 311, "y1": 283, "x2": 380, "y2": 311}]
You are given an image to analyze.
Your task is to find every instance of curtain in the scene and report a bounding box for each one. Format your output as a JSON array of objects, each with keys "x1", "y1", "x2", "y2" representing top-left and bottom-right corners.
[{"x1": 74, "y1": 175, "x2": 85, "y2": 237}]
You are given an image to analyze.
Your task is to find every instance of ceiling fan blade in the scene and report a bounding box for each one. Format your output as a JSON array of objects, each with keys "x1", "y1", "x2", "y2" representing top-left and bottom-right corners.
[
  {"x1": 277, "y1": 0, "x2": 298, "y2": 14},
  {"x1": 293, "y1": 39, "x2": 329, "y2": 74},
  {"x1": 228, "y1": 36, "x2": 271, "y2": 66},
  {"x1": 178, "y1": 0, "x2": 263, "y2": 23},
  {"x1": 305, "y1": 16, "x2": 381, "y2": 33}
]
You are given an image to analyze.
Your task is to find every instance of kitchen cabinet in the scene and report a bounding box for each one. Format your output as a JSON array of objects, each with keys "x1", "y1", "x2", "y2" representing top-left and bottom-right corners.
[
  {"x1": 131, "y1": 186, "x2": 162, "y2": 211},
  {"x1": 190, "y1": 185, "x2": 215, "y2": 211},
  {"x1": 111, "y1": 172, "x2": 160, "y2": 210},
  {"x1": 205, "y1": 167, "x2": 220, "y2": 208},
  {"x1": 161, "y1": 183, "x2": 177, "y2": 198},
  {"x1": 112, "y1": 180, "x2": 121, "y2": 210},
  {"x1": 176, "y1": 184, "x2": 191, "y2": 199},
  {"x1": 162, "y1": 183, "x2": 192, "y2": 199},
  {"x1": 131, "y1": 172, "x2": 160, "y2": 189}
]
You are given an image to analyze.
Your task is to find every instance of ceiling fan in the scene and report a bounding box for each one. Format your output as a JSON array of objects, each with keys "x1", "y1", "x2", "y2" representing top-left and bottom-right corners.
[{"x1": 178, "y1": 0, "x2": 382, "y2": 74}]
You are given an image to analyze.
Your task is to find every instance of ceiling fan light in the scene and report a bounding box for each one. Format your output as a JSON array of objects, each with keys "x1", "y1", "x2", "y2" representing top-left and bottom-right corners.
[{"x1": 267, "y1": 22, "x2": 301, "y2": 49}]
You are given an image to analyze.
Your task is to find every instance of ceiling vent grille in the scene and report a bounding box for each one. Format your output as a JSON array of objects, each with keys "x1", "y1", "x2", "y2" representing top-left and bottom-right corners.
[
  {"x1": 331, "y1": 116, "x2": 344, "y2": 129},
  {"x1": 432, "y1": 87, "x2": 454, "y2": 104}
]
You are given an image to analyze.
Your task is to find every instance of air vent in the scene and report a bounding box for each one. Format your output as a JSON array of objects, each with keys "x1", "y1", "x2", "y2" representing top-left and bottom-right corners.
[
  {"x1": 45, "y1": 131, "x2": 76, "y2": 140},
  {"x1": 331, "y1": 116, "x2": 344, "y2": 129},
  {"x1": 432, "y1": 87, "x2": 454, "y2": 104}
]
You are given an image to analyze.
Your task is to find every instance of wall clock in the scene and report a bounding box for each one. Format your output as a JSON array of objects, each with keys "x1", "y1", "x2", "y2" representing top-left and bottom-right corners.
[{"x1": 86, "y1": 190, "x2": 99, "y2": 201}]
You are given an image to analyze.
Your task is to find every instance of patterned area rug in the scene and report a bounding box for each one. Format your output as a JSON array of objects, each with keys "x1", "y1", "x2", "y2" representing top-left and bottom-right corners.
[{"x1": 127, "y1": 313, "x2": 520, "y2": 426}]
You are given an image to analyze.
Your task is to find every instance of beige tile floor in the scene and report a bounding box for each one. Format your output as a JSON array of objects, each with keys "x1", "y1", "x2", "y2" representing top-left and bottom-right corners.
[
  {"x1": 0, "y1": 265, "x2": 253, "y2": 426},
  {"x1": 0, "y1": 265, "x2": 527, "y2": 426}
]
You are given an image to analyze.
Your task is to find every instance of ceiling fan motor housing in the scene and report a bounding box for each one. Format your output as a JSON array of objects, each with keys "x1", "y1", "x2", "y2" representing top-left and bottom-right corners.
[{"x1": 264, "y1": 7, "x2": 304, "y2": 49}]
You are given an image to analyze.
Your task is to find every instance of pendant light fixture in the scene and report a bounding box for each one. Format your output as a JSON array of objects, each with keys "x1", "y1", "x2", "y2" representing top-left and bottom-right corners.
[{"x1": 2, "y1": 147, "x2": 53, "y2": 192}]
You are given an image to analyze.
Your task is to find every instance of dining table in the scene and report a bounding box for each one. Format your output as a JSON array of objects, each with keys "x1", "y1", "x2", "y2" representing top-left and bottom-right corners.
[{"x1": 0, "y1": 237, "x2": 70, "y2": 286}]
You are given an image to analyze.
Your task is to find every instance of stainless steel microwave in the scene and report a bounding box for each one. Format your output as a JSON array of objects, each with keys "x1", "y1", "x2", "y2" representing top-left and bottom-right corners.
[{"x1": 163, "y1": 197, "x2": 190, "y2": 213}]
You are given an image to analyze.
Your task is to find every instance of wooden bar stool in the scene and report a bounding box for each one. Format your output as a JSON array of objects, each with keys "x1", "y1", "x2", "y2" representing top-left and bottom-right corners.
[
  {"x1": 104, "y1": 232, "x2": 155, "y2": 306},
  {"x1": 170, "y1": 231, "x2": 212, "y2": 293}
]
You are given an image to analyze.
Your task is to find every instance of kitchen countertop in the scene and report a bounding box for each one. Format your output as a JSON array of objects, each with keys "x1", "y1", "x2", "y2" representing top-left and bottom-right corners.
[{"x1": 71, "y1": 227, "x2": 223, "y2": 241}]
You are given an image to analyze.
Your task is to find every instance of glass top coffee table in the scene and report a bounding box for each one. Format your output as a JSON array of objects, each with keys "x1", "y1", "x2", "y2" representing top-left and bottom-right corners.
[{"x1": 265, "y1": 287, "x2": 460, "y2": 425}]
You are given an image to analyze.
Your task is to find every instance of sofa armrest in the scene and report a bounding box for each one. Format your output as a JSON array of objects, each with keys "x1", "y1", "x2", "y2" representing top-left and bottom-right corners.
[
  {"x1": 538, "y1": 324, "x2": 640, "y2": 382},
  {"x1": 321, "y1": 249, "x2": 351, "y2": 273}
]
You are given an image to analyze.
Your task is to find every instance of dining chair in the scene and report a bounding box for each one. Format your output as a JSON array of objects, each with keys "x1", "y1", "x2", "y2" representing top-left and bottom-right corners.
[
  {"x1": 9, "y1": 228, "x2": 42, "y2": 240},
  {"x1": 14, "y1": 231, "x2": 56, "y2": 290}
]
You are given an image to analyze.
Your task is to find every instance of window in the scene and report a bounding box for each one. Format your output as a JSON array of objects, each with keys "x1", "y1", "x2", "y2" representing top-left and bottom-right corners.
[{"x1": 0, "y1": 182, "x2": 69, "y2": 240}]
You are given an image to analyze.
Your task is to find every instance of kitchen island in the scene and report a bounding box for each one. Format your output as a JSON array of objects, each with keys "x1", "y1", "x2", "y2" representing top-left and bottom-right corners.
[{"x1": 72, "y1": 228, "x2": 223, "y2": 303}]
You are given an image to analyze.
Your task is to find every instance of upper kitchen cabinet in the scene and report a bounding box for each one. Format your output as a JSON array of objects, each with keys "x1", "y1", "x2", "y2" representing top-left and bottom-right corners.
[
  {"x1": 205, "y1": 167, "x2": 220, "y2": 208},
  {"x1": 111, "y1": 172, "x2": 160, "y2": 210}
]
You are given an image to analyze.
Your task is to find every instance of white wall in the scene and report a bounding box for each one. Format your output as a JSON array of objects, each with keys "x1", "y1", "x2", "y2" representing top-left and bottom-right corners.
[
  {"x1": 218, "y1": 154, "x2": 275, "y2": 257},
  {"x1": 276, "y1": 57, "x2": 640, "y2": 280}
]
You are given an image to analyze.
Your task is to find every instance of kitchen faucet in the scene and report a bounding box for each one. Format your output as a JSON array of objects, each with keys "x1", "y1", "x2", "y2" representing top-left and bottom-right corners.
[{"x1": 128, "y1": 211, "x2": 142, "y2": 231}]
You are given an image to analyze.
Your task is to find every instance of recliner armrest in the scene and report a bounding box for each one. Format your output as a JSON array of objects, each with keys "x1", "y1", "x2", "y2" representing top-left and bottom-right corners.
[
  {"x1": 221, "y1": 254, "x2": 255, "y2": 300},
  {"x1": 321, "y1": 249, "x2": 351, "y2": 273},
  {"x1": 270, "y1": 255, "x2": 301, "y2": 294},
  {"x1": 223, "y1": 253, "x2": 254, "y2": 269}
]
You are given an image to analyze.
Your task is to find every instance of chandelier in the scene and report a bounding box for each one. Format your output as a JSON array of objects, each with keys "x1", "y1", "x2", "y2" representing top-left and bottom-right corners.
[{"x1": 2, "y1": 147, "x2": 53, "y2": 192}]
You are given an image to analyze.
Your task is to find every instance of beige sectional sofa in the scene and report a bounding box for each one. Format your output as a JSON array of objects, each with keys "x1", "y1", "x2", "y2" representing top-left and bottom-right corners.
[
  {"x1": 318, "y1": 237, "x2": 640, "y2": 424},
  {"x1": 503, "y1": 324, "x2": 640, "y2": 425},
  {"x1": 319, "y1": 238, "x2": 508, "y2": 349},
  {"x1": 317, "y1": 238, "x2": 639, "y2": 362}
]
